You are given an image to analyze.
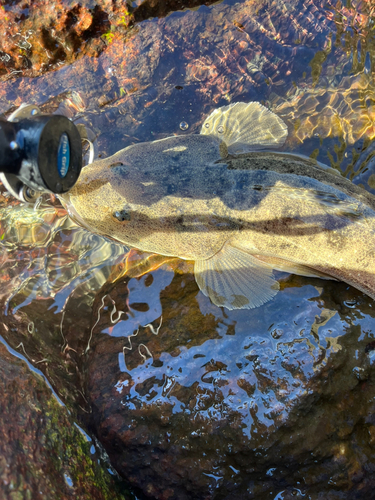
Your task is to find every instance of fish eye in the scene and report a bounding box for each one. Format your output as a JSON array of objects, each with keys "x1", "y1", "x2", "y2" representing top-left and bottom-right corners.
[
  {"x1": 113, "y1": 209, "x2": 131, "y2": 222},
  {"x1": 110, "y1": 162, "x2": 124, "y2": 168}
]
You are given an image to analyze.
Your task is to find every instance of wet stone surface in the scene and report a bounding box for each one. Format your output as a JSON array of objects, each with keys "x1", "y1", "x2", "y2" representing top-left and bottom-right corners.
[
  {"x1": 0, "y1": 2, "x2": 357, "y2": 142},
  {"x1": 0, "y1": 0, "x2": 221, "y2": 80},
  {"x1": 0, "y1": 0, "x2": 120, "y2": 79},
  {"x1": 86, "y1": 265, "x2": 375, "y2": 499},
  {"x1": 0, "y1": 341, "x2": 129, "y2": 500},
  {"x1": 0, "y1": 190, "x2": 129, "y2": 414}
]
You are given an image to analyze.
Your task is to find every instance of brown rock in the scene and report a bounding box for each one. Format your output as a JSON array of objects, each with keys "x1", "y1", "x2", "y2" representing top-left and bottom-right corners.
[
  {"x1": 0, "y1": 0, "x2": 338, "y2": 145},
  {"x1": 0, "y1": 0, "x2": 133, "y2": 79},
  {"x1": 0, "y1": 341, "x2": 129, "y2": 499},
  {"x1": 85, "y1": 264, "x2": 375, "y2": 499}
]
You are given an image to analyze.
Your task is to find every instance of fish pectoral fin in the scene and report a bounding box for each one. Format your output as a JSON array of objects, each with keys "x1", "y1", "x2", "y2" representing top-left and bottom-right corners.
[
  {"x1": 200, "y1": 102, "x2": 288, "y2": 155},
  {"x1": 194, "y1": 243, "x2": 279, "y2": 310}
]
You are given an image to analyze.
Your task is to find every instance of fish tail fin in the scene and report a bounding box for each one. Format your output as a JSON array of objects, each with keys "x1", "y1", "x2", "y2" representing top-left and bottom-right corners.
[{"x1": 200, "y1": 101, "x2": 288, "y2": 155}]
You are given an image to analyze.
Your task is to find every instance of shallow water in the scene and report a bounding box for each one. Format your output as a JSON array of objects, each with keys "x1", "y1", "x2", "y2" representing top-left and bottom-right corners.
[{"x1": 1, "y1": 0, "x2": 375, "y2": 498}]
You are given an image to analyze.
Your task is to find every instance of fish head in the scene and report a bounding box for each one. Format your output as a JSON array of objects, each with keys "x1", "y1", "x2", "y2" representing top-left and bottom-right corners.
[
  {"x1": 60, "y1": 134, "x2": 225, "y2": 252},
  {"x1": 59, "y1": 146, "x2": 143, "y2": 243}
]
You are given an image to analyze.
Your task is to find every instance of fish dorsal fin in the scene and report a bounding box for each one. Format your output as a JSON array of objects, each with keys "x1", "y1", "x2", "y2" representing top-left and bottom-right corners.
[
  {"x1": 194, "y1": 243, "x2": 279, "y2": 310},
  {"x1": 200, "y1": 102, "x2": 288, "y2": 155}
]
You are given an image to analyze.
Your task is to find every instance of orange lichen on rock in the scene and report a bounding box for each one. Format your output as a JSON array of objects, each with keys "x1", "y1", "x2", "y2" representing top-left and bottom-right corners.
[{"x1": 0, "y1": 0, "x2": 134, "y2": 80}]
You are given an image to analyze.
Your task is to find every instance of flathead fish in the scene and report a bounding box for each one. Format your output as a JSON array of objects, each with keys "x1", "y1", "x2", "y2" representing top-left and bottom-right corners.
[{"x1": 61, "y1": 102, "x2": 375, "y2": 309}]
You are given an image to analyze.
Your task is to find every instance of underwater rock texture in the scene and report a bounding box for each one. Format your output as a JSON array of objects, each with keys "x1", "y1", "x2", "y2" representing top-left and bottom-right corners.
[
  {"x1": 1, "y1": 0, "x2": 374, "y2": 152},
  {"x1": 0, "y1": 0, "x2": 121, "y2": 79},
  {"x1": 0, "y1": 191, "x2": 129, "y2": 413},
  {"x1": 0, "y1": 341, "x2": 128, "y2": 500},
  {"x1": 0, "y1": 0, "x2": 223, "y2": 80},
  {"x1": 85, "y1": 265, "x2": 375, "y2": 499}
]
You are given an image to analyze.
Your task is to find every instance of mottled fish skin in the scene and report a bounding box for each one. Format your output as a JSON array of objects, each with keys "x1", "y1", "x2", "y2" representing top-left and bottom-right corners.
[
  {"x1": 64, "y1": 134, "x2": 230, "y2": 260},
  {"x1": 61, "y1": 102, "x2": 375, "y2": 309},
  {"x1": 224, "y1": 152, "x2": 375, "y2": 299}
]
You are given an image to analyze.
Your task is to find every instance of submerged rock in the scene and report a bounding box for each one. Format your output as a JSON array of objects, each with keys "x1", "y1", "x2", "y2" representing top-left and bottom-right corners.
[
  {"x1": 1, "y1": 0, "x2": 374, "y2": 175},
  {"x1": 0, "y1": 0, "x2": 223, "y2": 81},
  {"x1": 0, "y1": 0, "x2": 114, "y2": 79},
  {"x1": 86, "y1": 263, "x2": 375, "y2": 499}
]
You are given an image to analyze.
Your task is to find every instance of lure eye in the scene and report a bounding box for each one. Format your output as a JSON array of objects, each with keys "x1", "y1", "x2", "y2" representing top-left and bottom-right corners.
[{"x1": 113, "y1": 209, "x2": 131, "y2": 222}]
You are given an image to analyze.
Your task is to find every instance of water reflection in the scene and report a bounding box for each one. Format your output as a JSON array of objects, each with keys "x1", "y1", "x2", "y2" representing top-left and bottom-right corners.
[
  {"x1": 92, "y1": 270, "x2": 352, "y2": 435},
  {"x1": 0, "y1": 194, "x2": 130, "y2": 411},
  {"x1": 85, "y1": 259, "x2": 375, "y2": 498}
]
